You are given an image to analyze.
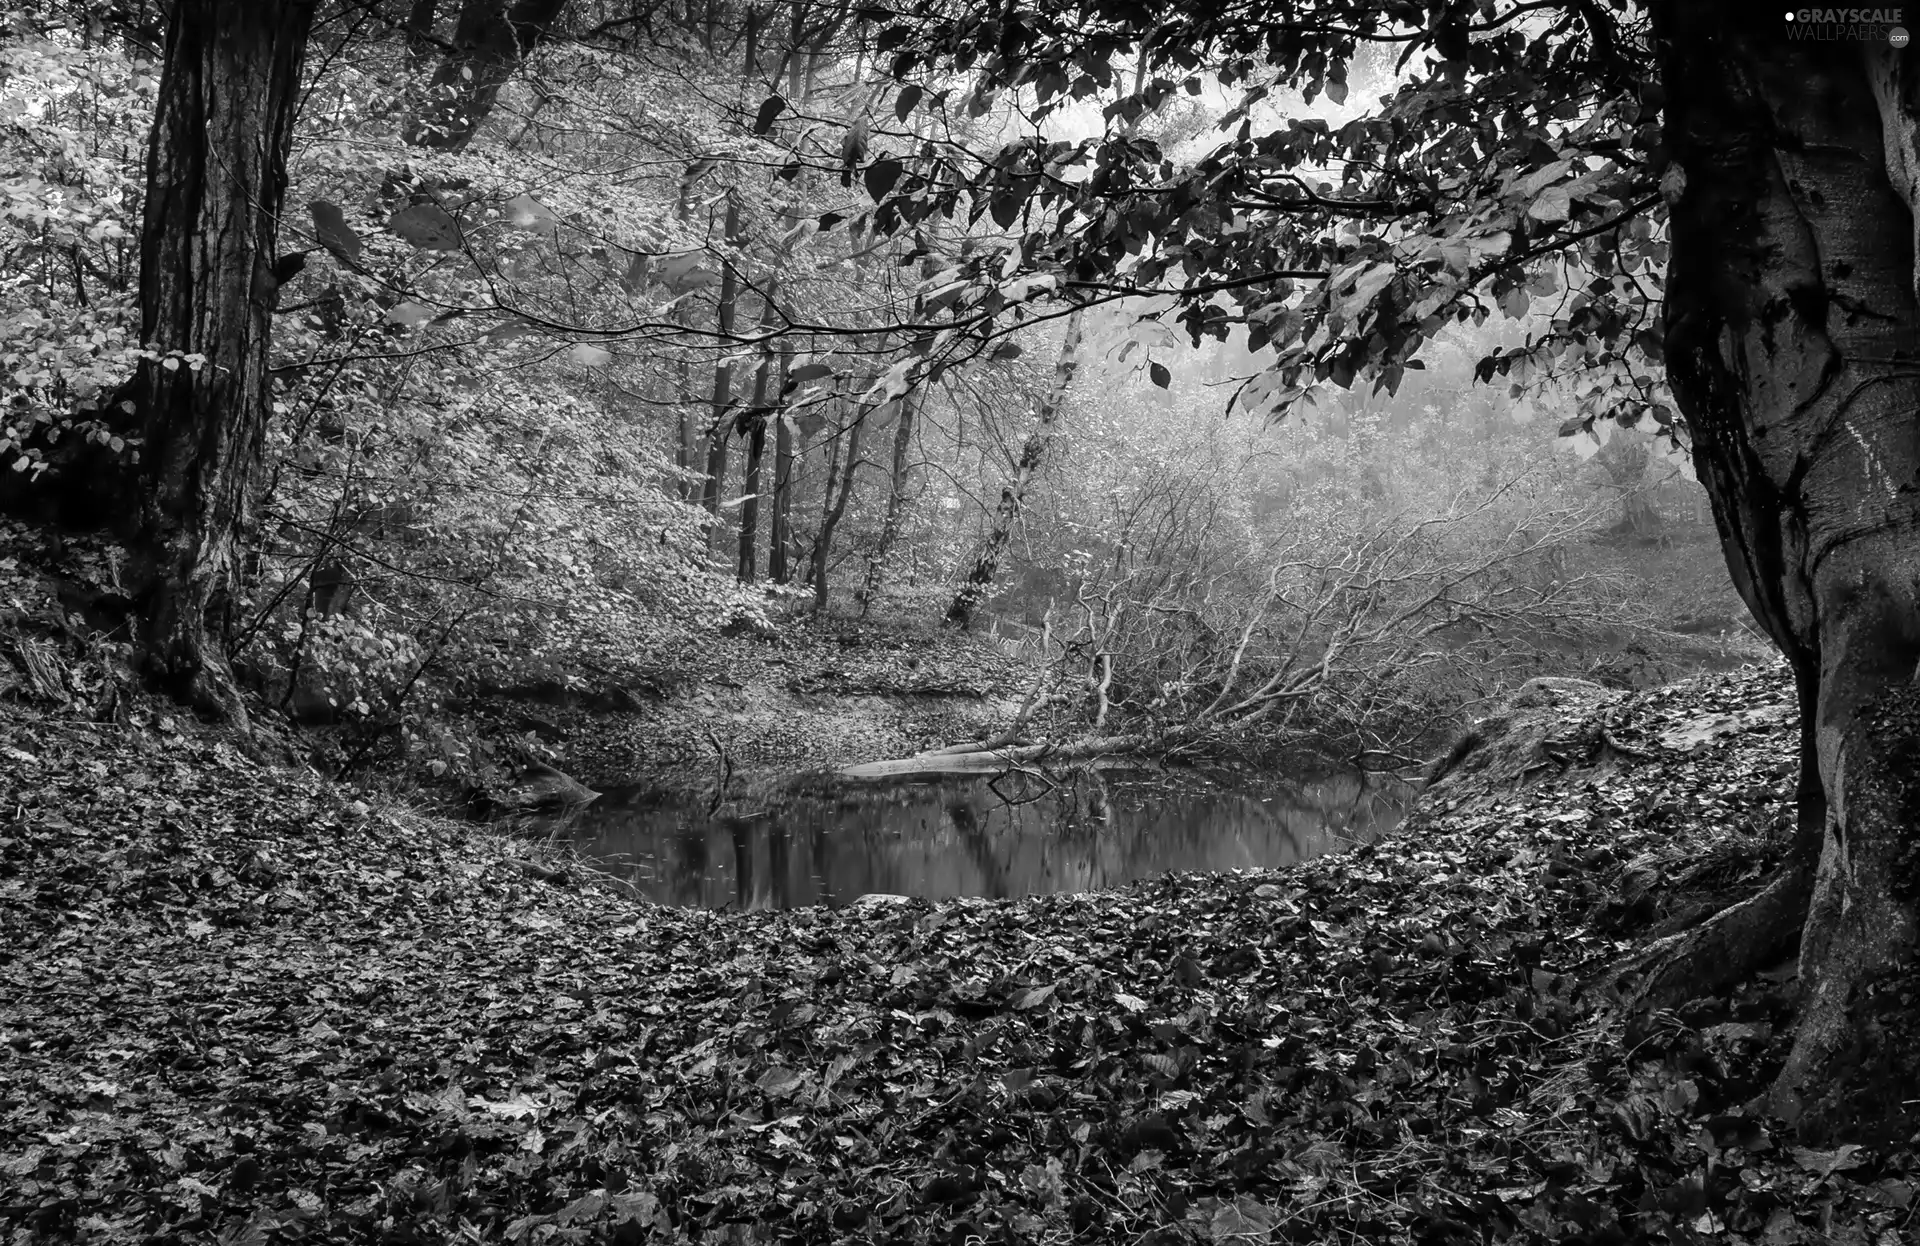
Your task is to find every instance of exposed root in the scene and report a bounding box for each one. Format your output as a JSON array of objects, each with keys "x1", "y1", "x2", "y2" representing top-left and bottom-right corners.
[{"x1": 1588, "y1": 863, "x2": 1811, "y2": 1009}]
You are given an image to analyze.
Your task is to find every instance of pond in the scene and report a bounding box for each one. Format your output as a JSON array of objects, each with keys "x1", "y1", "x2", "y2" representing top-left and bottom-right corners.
[{"x1": 563, "y1": 766, "x2": 1411, "y2": 910}]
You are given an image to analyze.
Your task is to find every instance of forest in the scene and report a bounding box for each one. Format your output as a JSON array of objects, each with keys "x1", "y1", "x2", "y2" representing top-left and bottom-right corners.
[{"x1": 2, "y1": 0, "x2": 1918, "y2": 1243}]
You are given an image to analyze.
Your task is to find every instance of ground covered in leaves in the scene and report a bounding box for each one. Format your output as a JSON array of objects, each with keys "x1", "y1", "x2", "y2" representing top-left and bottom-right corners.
[{"x1": 3, "y1": 665, "x2": 1916, "y2": 1245}]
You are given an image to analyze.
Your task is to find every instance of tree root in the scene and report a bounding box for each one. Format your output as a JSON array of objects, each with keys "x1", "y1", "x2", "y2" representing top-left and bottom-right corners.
[{"x1": 1587, "y1": 863, "x2": 1811, "y2": 1010}]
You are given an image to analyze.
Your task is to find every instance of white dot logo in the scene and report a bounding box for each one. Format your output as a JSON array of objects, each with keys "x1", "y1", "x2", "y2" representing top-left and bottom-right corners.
[
  {"x1": 1893, "y1": 25, "x2": 1912, "y2": 47},
  {"x1": 1784, "y1": 9, "x2": 1796, "y2": 18}
]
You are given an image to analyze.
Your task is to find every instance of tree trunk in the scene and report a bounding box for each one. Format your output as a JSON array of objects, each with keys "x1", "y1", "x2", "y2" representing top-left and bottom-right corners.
[
  {"x1": 945, "y1": 307, "x2": 1084, "y2": 629},
  {"x1": 404, "y1": 0, "x2": 567, "y2": 150},
  {"x1": 810, "y1": 407, "x2": 862, "y2": 611},
  {"x1": 701, "y1": 194, "x2": 743, "y2": 551},
  {"x1": 404, "y1": 0, "x2": 439, "y2": 68},
  {"x1": 1658, "y1": 4, "x2": 1920, "y2": 1144},
  {"x1": 674, "y1": 354, "x2": 694, "y2": 500},
  {"x1": 737, "y1": 345, "x2": 772, "y2": 582},
  {"x1": 769, "y1": 343, "x2": 795, "y2": 583},
  {"x1": 128, "y1": 0, "x2": 317, "y2": 728},
  {"x1": 859, "y1": 391, "x2": 916, "y2": 614}
]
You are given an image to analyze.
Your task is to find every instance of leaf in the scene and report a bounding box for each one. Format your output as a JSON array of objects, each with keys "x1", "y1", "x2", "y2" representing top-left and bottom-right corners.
[
  {"x1": 1149, "y1": 362, "x2": 1170, "y2": 389},
  {"x1": 1334, "y1": 262, "x2": 1395, "y2": 321},
  {"x1": 1791, "y1": 1144, "x2": 1865, "y2": 1179},
  {"x1": 989, "y1": 342, "x2": 1022, "y2": 361},
  {"x1": 894, "y1": 84, "x2": 923, "y2": 121},
  {"x1": 387, "y1": 203, "x2": 462, "y2": 251},
  {"x1": 1013, "y1": 983, "x2": 1057, "y2": 1009},
  {"x1": 1527, "y1": 185, "x2": 1572, "y2": 223},
  {"x1": 841, "y1": 116, "x2": 870, "y2": 170},
  {"x1": 610, "y1": 1191, "x2": 664, "y2": 1227},
  {"x1": 1324, "y1": 79, "x2": 1347, "y2": 105},
  {"x1": 471, "y1": 1093, "x2": 545, "y2": 1119},
  {"x1": 989, "y1": 192, "x2": 1022, "y2": 230},
  {"x1": 571, "y1": 343, "x2": 611, "y2": 367},
  {"x1": 865, "y1": 157, "x2": 904, "y2": 201},
  {"x1": 789, "y1": 362, "x2": 834, "y2": 384},
  {"x1": 504, "y1": 193, "x2": 558, "y2": 230},
  {"x1": 1113, "y1": 991, "x2": 1150, "y2": 1013},
  {"x1": 1209, "y1": 1196, "x2": 1281, "y2": 1240},
  {"x1": 309, "y1": 199, "x2": 361, "y2": 265},
  {"x1": 1660, "y1": 163, "x2": 1688, "y2": 205},
  {"x1": 1519, "y1": 158, "x2": 1572, "y2": 196},
  {"x1": 752, "y1": 95, "x2": 787, "y2": 135},
  {"x1": 757, "y1": 1066, "x2": 805, "y2": 1098}
]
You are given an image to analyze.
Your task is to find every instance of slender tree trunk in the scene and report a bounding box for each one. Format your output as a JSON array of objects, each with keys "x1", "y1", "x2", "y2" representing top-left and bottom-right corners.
[
  {"x1": 811, "y1": 407, "x2": 863, "y2": 611},
  {"x1": 1658, "y1": 3, "x2": 1920, "y2": 1144},
  {"x1": 404, "y1": 0, "x2": 439, "y2": 67},
  {"x1": 945, "y1": 307, "x2": 1084, "y2": 629},
  {"x1": 737, "y1": 347, "x2": 772, "y2": 581},
  {"x1": 769, "y1": 343, "x2": 795, "y2": 583},
  {"x1": 127, "y1": 0, "x2": 317, "y2": 728},
  {"x1": 860, "y1": 391, "x2": 917, "y2": 615},
  {"x1": 672, "y1": 172, "x2": 699, "y2": 503},
  {"x1": 737, "y1": 280, "x2": 781, "y2": 580},
  {"x1": 701, "y1": 194, "x2": 743, "y2": 551},
  {"x1": 404, "y1": 0, "x2": 567, "y2": 150},
  {"x1": 784, "y1": 0, "x2": 807, "y2": 98},
  {"x1": 741, "y1": 4, "x2": 760, "y2": 83},
  {"x1": 674, "y1": 355, "x2": 693, "y2": 500}
]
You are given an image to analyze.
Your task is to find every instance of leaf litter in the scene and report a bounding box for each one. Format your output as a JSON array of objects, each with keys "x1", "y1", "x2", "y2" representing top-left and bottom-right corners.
[{"x1": 2, "y1": 663, "x2": 1914, "y2": 1244}]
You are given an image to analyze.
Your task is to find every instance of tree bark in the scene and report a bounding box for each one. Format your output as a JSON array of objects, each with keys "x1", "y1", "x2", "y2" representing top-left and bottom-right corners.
[
  {"x1": 737, "y1": 345, "x2": 772, "y2": 582},
  {"x1": 810, "y1": 406, "x2": 863, "y2": 611},
  {"x1": 1658, "y1": 4, "x2": 1920, "y2": 1144},
  {"x1": 769, "y1": 343, "x2": 795, "y2": 583},
  {"x1": 700, "y1": 194, "x2": 743, "y2": 551},
  {"x1": 944, "y1": 307, "x2": 1084, "y2": 629},
  {"x1": 404, "y1": 0, "x2": 568, "y2": 151},
  {"x1": 128, "y1": 0, "x2": 317, "y2": 727},
  {"x1": 404, "y1": 0, "x2": 439, "y2": 68},
  {"x1": 859, "y1": 390, "x2": 916, "y2": 614},
  {"x1": 674, "y1": 354, "x2": 694, "y2": 501}
]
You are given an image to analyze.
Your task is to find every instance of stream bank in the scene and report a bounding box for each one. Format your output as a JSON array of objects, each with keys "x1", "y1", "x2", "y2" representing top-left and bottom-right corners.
[{"x1": 5, "y1": 657, "x2": 1913, "y2": 1245}]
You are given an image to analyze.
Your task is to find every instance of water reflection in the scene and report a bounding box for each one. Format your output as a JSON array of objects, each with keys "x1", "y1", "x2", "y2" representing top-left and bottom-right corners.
[{"x1": 566, "y1": 768, "x2": 1408, "y2": 910}]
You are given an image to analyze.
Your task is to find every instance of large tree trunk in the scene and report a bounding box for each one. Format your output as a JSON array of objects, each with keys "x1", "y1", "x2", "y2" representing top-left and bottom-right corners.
[
  {"x1": 403, "y1": 0, "x2": 568, "y2": 151},
  {"x1": 944, "y1": 307, "x2": 1084, "y2": 629},
  {"x1": 1658, "y1": 5, "x2": 1920, "y2": 1144},
  {"x1": 129, "y1": 0, "x2": 317, "y2": 727}
]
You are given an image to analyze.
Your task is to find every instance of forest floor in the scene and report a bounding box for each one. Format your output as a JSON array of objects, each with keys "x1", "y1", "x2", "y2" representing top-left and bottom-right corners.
[{"x1": 5, "y1": 655, "x2": 1916, "y2": 1245}]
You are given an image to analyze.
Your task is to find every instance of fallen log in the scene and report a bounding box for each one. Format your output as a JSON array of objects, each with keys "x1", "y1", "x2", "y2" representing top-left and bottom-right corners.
[{"x1": 838, "y1": 732, "x2": 1171, "y2": 780}]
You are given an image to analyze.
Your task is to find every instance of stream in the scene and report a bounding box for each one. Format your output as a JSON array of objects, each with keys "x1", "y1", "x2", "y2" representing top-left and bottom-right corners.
[{"x1": 565, "y1": 766, "x2": 1411, "y2": 909}]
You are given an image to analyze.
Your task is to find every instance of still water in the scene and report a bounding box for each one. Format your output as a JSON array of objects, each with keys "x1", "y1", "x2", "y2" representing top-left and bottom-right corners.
[{"x1": 565, "y1": 767, "x2": 1409, "y2": 909}]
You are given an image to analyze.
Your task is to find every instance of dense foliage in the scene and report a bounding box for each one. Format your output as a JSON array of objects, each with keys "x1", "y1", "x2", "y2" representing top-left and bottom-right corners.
[{"x1": 0, "y1": 1, "x2": 1747, "y2": 773}]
